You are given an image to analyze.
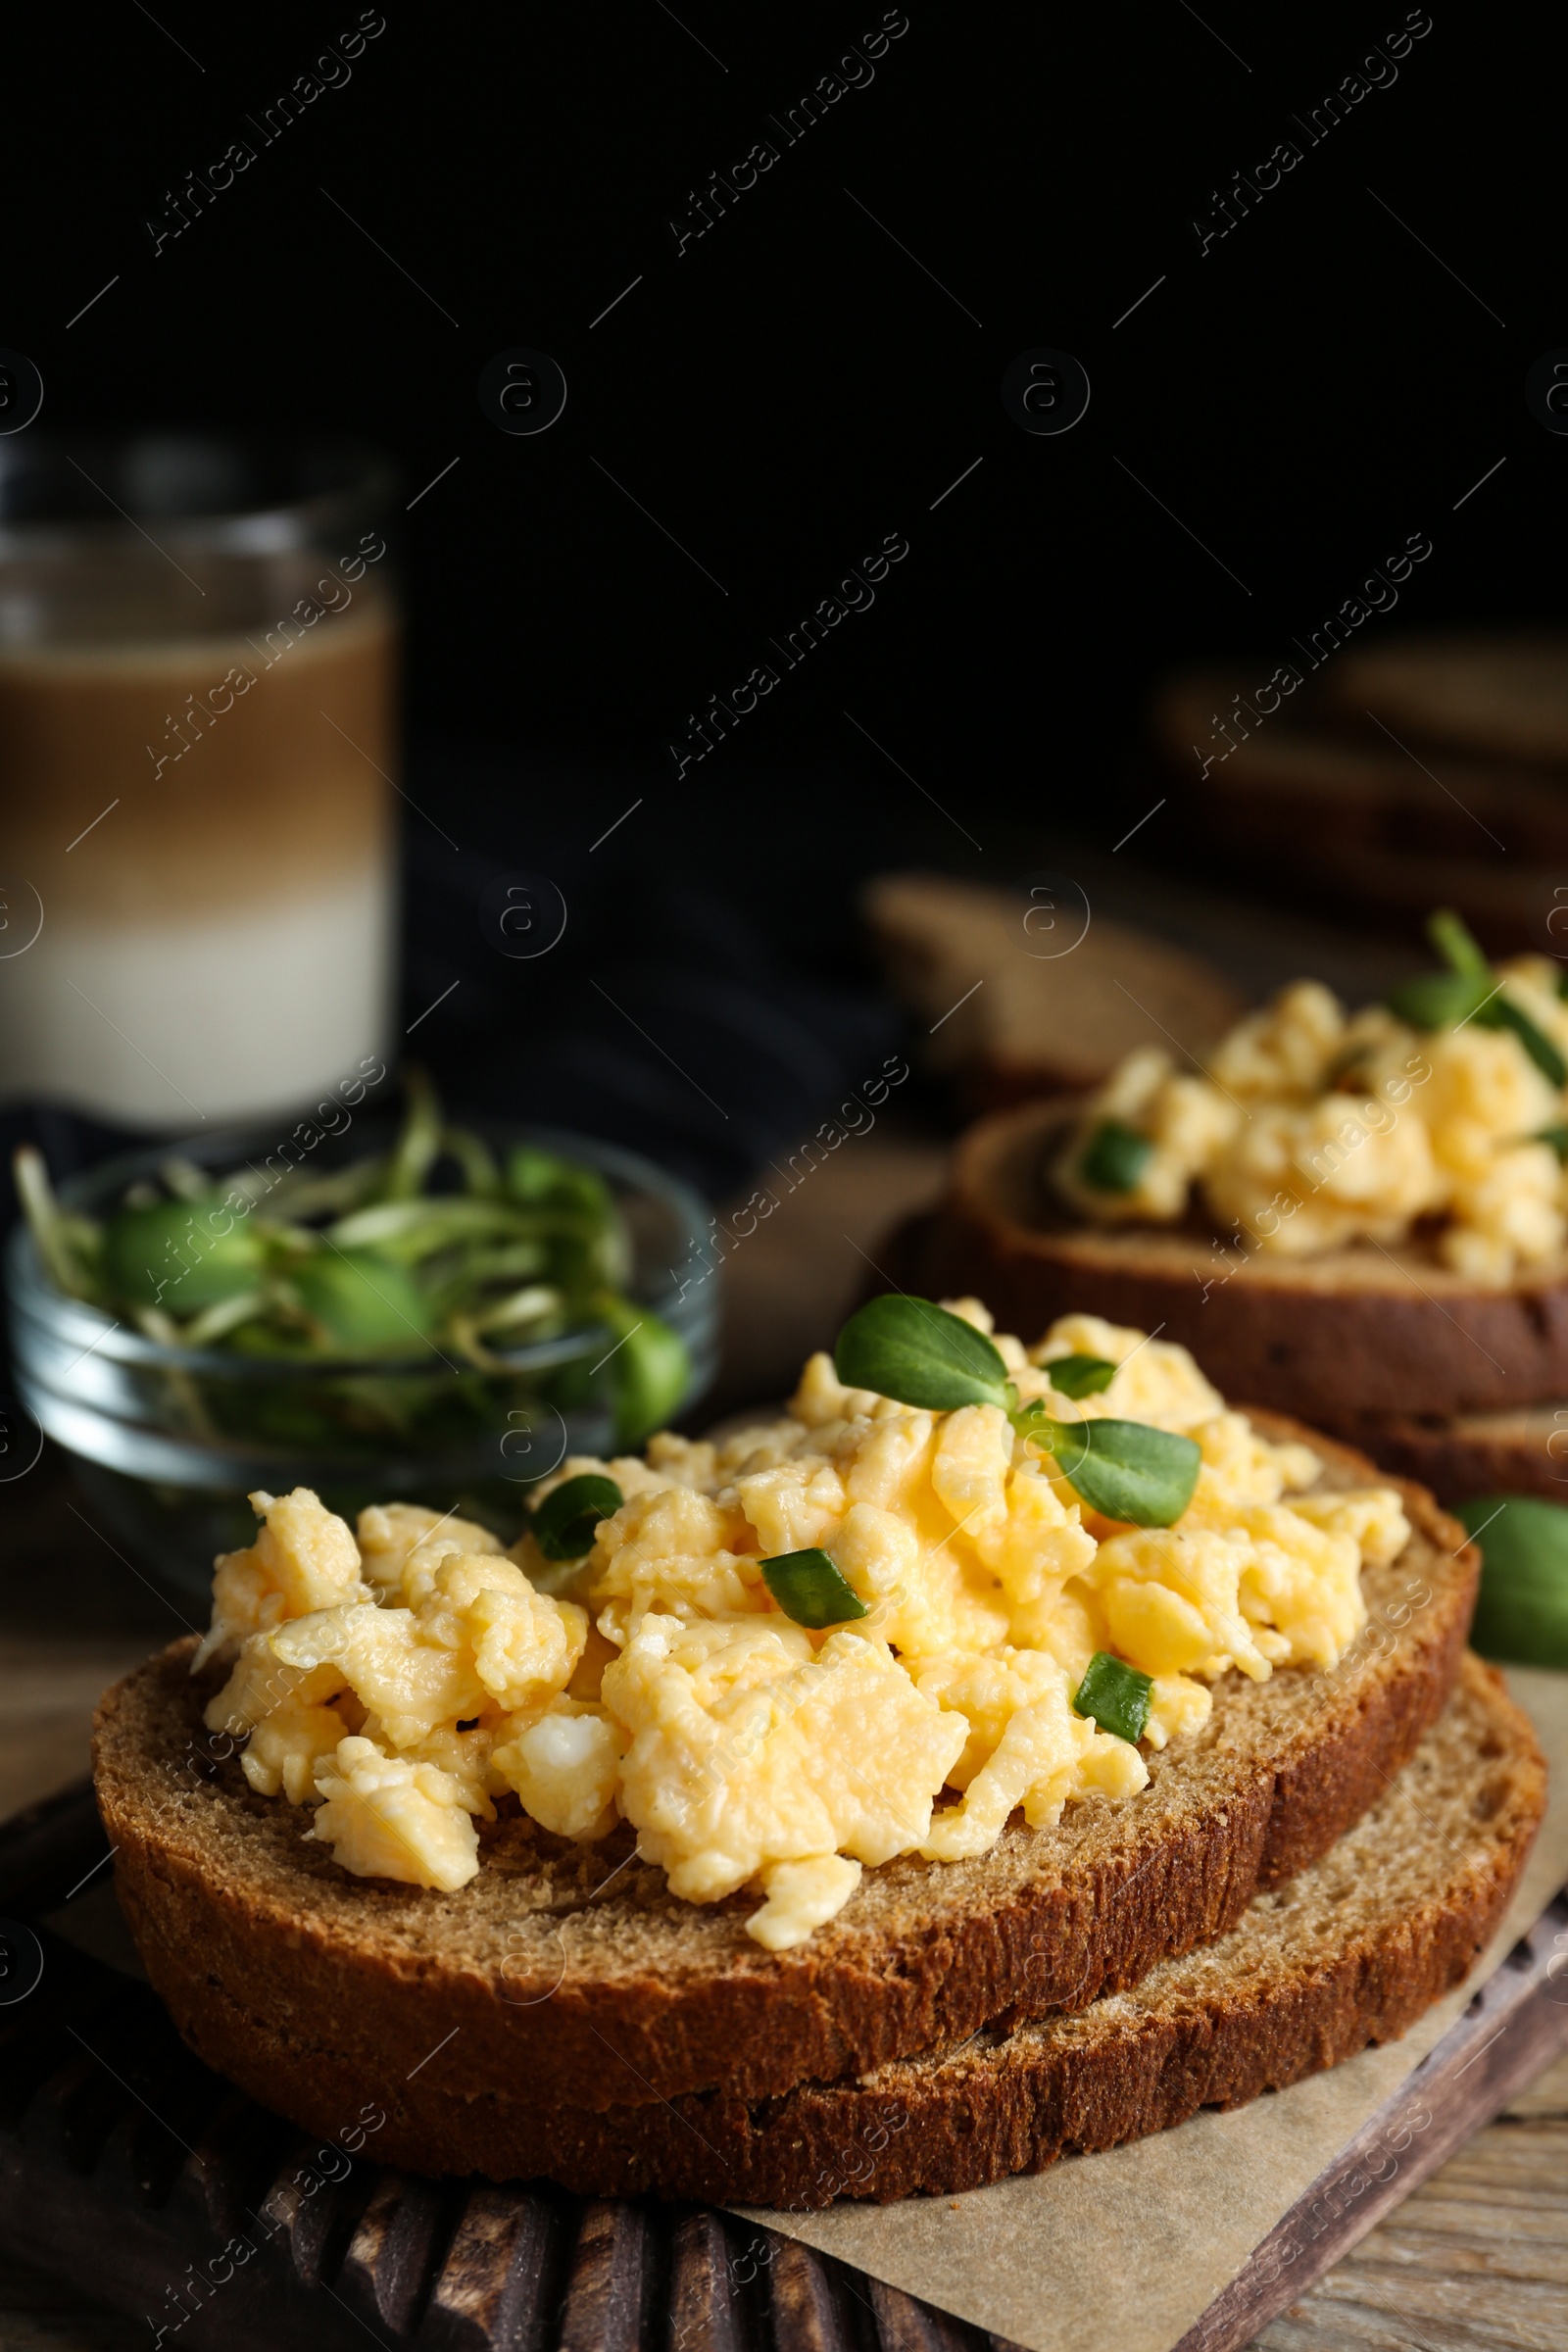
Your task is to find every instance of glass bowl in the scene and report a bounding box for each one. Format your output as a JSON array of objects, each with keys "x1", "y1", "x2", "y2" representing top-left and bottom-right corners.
[{"x1": 7, "y1": 1120, "x2": 717, "y2": 1604}]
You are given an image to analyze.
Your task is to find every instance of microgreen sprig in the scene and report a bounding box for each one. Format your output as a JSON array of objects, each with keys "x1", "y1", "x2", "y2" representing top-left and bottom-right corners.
[
  {"x1": 1388, "y1": 909, "x2": 1567, "y2": 1087},
  {"x1": 833, "y1": 1295, "x2": 1201, "y2": 1528}
]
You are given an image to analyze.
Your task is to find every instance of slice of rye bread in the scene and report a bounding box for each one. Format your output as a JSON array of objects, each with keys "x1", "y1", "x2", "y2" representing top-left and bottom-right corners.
[
  {"x1": 1317, "y1": 632, "x2": 1568, "y2": 770},
  {"x1": 1325, "y1": 1402, "x2": 1568, "y2": 1509},
  {"x1": 97, "y1": 1654, "x2": 1544, "y2": 2203},
  {"x1": 96, "y1": 1423, "x2": 1477, "y2": 2120},
  {"x1": 1152, "y1": 670, "x2": 1567, "y2": 956},
  {"x1": 902, "y1": 1098, "x2": 1568, "y2": 1422},
  {"x1": 1153, "y1": 667, "x2": 1568, "y2": 858},
  {"x1": 860, "y1": 872, "x2": 1245, "y2": 1110}
]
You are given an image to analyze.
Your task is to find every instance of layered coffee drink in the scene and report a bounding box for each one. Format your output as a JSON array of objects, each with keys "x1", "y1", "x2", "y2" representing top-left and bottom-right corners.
[{"x1": 0, "y1": 444, "x2": 396, "y2": 1125}]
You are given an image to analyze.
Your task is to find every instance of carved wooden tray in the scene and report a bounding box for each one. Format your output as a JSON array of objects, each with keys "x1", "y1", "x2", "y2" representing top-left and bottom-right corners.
[{"x1": 0, "y1": 1776, "x2": 1563, "y2": 2352}]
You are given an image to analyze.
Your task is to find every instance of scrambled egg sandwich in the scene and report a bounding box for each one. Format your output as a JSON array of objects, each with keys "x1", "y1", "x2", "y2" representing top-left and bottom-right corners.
[
  {"x1": 193, "y1": 1300, "x2": 1408, "y2": 1949},
  {"x1": 1059, "y1": 919, "x2": 1568, "y2": 1285}
]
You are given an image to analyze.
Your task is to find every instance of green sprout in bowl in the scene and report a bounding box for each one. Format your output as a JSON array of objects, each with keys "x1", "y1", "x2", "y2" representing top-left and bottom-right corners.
[{"x1": 12, "y1": 1072, "x2": 690, "y2": 1450}]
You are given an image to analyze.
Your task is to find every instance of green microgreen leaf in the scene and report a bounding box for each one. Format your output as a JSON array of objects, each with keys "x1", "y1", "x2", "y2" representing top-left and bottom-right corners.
[
  {"x1": 831, "y1": 1297, "x2": 1197, "y2": 1526},
  {"x1": 1388, "y1": 911, "x2": 1568, "y2": 1085},
  {"x1": 290, "y1": 1248, "x2": 435, "y2": 1352},
  {"x1": 833, "y1": 1295, "x2": 1012, "y2": 1413},
  {"x1": 441, "y1": 1125, "x2": 502, "y2": 1197},
  {"x1": 1072, "y1": 1651, "x2": 1153, "y2": 1743},
  {"x1": 593, "y1": 1294, "x2": 691, "y2": 1446},
  {"x1": 1079, "y1": 1119, "x2": 1153, "y2": 1194},
  {"x1": 1043, "y1": 1353, "x2": 1118, "y2": 1399},
  {"x1": 13, "y1": 1146, "x2": 87, "y2": 1298},
  {"x1": 1017, "y1": 1409, "x2": 1201, "y2": 1527},
  {"x1": 531, "y1": 1473, "x2": 624, "y2": 1561},
  {"x1": 1427, "y1": 907, "x2": 1491, "y2": 981},
  {"x1": 1457, "y1": 1495, "x2": 1568, "y2": 1668},
  {"x1": 328, "y1": 1197, "x2": 548, "y2": 1254},
  {"x1": 382, "y1": 1066, "x2": 443, "y2": 1200},
  {"x1": 1476, "y1": 996, "x2": 1568, "y2": 1089},
  {"x1": 760, "y1": 1547, "x2": 869, "y2": 1629},
  {"x1": 1385, "y1": 969, "x2": 1494, "y2": 1030},
  {"x1": 103, "y1": 1193, "x2": 268, "y2": 1312}
]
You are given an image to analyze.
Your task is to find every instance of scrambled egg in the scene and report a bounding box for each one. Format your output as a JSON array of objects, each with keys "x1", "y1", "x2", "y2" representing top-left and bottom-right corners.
[
  {"x1": 192, "y1": 1309, "x2": 1406, "y2": 1948},
  {"x1": 1058, "y1": 963, "x2": 1568, "y2": 1281}
]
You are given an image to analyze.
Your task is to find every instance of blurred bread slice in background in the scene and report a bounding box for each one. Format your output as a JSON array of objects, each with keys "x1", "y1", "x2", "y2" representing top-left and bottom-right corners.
[
  {"x1": 1318, "y1": 631, "x2": 1568, "y2": 767},
  {"x1": 1153, "y1": 641, "x2": 1568, "y2": 956},
  {"x1": 861, "y1": 871, "x2": 1245, "y2": 1110},
  {"x1": 1327, "y1": 1401, "x2": 1568, "y2": 1509}
]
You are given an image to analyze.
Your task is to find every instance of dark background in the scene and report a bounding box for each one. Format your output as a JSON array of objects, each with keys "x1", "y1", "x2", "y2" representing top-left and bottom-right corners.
[{"x1": 6, "y1": 0, "x2": 1559, "y2": 1190}]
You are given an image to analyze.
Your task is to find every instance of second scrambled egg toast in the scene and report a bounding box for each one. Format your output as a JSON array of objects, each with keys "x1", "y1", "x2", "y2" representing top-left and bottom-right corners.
[{"x1": 1058, "y1": 956, "x2": 1568, "y2": 1285}]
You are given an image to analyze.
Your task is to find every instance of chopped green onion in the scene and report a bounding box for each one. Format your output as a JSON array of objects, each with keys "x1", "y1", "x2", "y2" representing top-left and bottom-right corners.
[
  {"x1": 1044, "y1": 1353, "x2": 1118, "y2": 1400},
  {"x1": 1080, "y1": 1119, "x2": 1153, "y2": 1194},
  {"x1": 760, "y1": 1548, "x2": 869, "y2": 1629},
  {"x1": 1535, "y1": 1125, "x2": 1568, "y2": 1162},
  {"x1": 532, "y1": 1473, "x2": 623, "y2": 1561},
  {"x1": 1072, "y1": 1651, "x2": 1153, "y2": 1743}
]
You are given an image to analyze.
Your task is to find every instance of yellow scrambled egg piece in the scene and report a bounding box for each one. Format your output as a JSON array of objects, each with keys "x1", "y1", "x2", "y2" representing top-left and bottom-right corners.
[
  {"x1": 191, "y1": 1305, "x2": 1406, "y2": 1948},
  {"x1": 356, "y1": 1501, "x2": 507, "y2": 1595},
  {"x1": 309, "y1": 1737, "x2": 483, "y2": 1891},
  {"x1": 192, "y1": 1486, "x2": 366, "y2": 1669},
  {"x1": 490, "y1": 1698, "x2": 624, "y2": 1840},
  {"x1": 603, "y1": 1616, "x2": 967, "y2": 1927}
]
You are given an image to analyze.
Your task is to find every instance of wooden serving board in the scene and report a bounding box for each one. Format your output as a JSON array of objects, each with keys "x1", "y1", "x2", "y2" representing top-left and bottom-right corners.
[{"x1": 0, "y1": 1779, "x2": 1563, "y2": 2352}]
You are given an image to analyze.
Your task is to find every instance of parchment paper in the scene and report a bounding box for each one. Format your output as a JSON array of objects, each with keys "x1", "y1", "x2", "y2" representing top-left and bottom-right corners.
[{"x1": 733, "y1": 1667, "x2": 1568, "y2": 2352}]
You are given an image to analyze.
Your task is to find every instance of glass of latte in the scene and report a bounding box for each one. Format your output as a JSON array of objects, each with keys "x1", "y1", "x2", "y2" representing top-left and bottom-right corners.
[{"x1": 0, "y1": 438, "x2": 398, "y2": 1124}]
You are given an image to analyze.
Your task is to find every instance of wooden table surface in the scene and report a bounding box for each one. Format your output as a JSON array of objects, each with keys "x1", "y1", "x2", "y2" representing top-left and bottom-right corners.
[{"x1": 0, "y1": 1132, "x2": 1563, "y2": 2352}]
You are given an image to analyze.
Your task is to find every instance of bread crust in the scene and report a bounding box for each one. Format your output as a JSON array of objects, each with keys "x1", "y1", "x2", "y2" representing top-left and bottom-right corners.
[
  {"x1": 1323, "y1": 1405, "x2": 1567, "y2": 1508},
  {"x1": 859, "y1": 871, "x2": 1245, "y2": 1110},
  {"x1": 110, "y1": 1655, "x2": 1544, "y2": 2202},
  {"x1": 97, "y1": 1416, "x2": 1477, "y2": 2119},
  {"x1": 906, "y1": 1100, "x2": 1568, "y2": 1420}
]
